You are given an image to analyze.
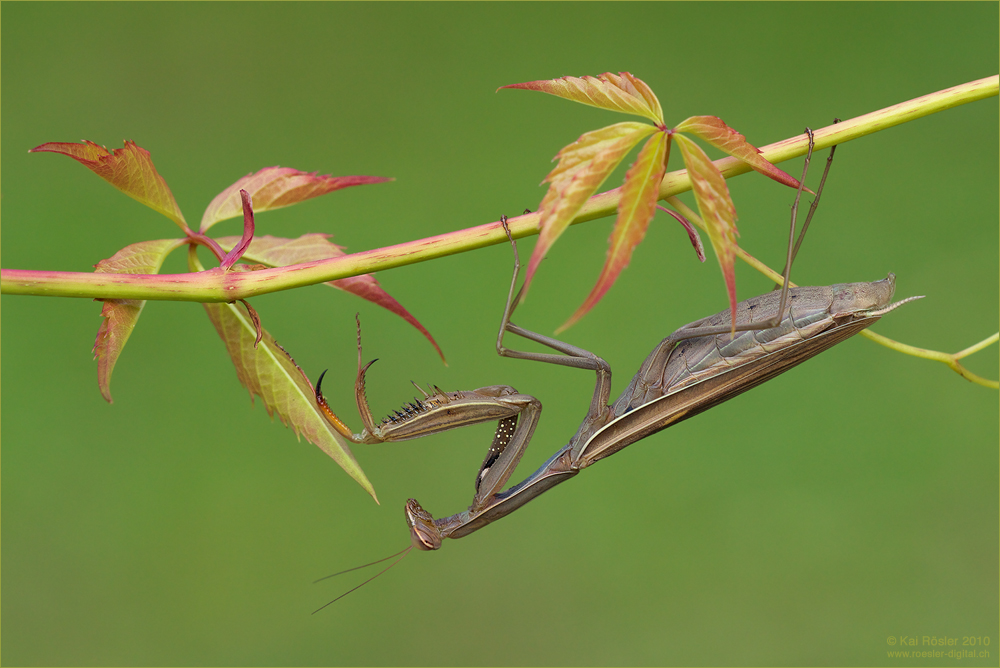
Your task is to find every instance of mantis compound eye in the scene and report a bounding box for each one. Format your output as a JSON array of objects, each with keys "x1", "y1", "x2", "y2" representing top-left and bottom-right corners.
[{"x1": 405, "y1": 499, "x2": 442, "y2": 551}]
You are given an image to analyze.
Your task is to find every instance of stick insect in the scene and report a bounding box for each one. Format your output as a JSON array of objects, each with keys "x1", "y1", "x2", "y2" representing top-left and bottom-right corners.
[{"x1": 313, "y1": 130, "x2": 921, "y2": 608}]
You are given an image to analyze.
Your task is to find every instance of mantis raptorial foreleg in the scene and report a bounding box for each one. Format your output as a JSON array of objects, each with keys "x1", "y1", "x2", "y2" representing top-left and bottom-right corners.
[{"x1": 314, "y1": 315, "x2": 547, "y2": 509}]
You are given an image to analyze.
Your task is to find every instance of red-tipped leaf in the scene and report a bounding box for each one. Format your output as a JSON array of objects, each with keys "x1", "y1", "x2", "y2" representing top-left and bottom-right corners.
[
  {"x1": 673, "y1": 133, "x2": 740, "y2": 331},
  {"x1": 215, "y1": 234, "x2": 445, "y2": 363},
  {"x1": 200, "y1": 167, "x2": 392, "y2": 233},
  {"x1": 30, "y1": 140, "x2": 187, "y2": 229},
  {"x1": 92, "y1": 238, "x2": 187, "y2": 402},
  {"x1": 558, "y1": 130, "x2": 669, "y2": 332},
  {"x1": 501, "y1": 72, "x2": 664, "y2": 124},
  {"x1": 526, "y1": 122, "x2": 657, "y2": 291},
  {"x1": 674, "y1": 116, "x2": 805, "y2": 190},
  {"x1": 203, "y1": 299, "x2": 377, "y2": 501}
]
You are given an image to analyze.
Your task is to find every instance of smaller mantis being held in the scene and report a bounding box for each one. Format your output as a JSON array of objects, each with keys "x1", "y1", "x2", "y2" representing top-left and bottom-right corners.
[{"x1": 313, "y1": 131, "x2": 922, "y2": 609}]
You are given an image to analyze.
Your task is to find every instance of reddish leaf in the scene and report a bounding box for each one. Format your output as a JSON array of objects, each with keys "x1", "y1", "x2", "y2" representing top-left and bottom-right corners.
[
  {"x1": 558, "y1": 131, "x2": 668, "y2": 332},
  {"x1": 200, "y1": 167, "x2": 392, "y2": 233},
  {"x1": 203, "y1": 300, "x2": 376, "y2": 500},
  {"x1": 220, "y1": 190, "x2": 255, "y2": 270},
  {"x1": 501, "y1": 72, "x2": 664, "y2": 124},
  {"x1": 30, "y1": 140, "x2": 187, "y2": 229},
  {"x1": 674, "y1": 116, "x2": 805, "y2": 190},
  {"x1": 215, "y1": 234, "x2": 445, "y2": 362},
  {"x1": 656, "y1": 205, "x2": 706, "y2": 262},
  {"x1": 526, "y1": 122, "x2": 657, "y2": 291},
  {"x1": 673, "y1": 133, "x2": 740, "y2": 331},
  {"x1": 92, "y1": 238, "x2": 187, "y2": 402}
]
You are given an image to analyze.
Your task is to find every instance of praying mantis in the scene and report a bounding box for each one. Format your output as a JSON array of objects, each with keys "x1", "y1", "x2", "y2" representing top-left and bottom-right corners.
[{"x1": 313, "y1": 130, "x2": 922, "y2": 607}]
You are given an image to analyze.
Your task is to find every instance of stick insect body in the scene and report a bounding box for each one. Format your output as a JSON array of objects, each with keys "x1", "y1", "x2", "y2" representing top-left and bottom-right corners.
[{"x1": 313, "y1": 132, "x2": 921, "y2": 606}]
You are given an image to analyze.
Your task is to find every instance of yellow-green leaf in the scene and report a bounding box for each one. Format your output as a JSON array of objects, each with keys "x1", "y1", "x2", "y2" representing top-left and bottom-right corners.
[
  {"x1": 200, "y1": 167, "x2": 391, "y2": 233},
  {"x1": 501, "y1": 72, "x2": 664, "y2": 124},
  {"x1": 92, "y1": 238, "x2": 187, "y2": 402},
  {"x1": 203, "y1": 300, "x2": 377, "y2": 501},
  {"x1": 559, "y1": 131, "x2": 668, "y2": 332},
  {"x1": 526, "y1": 122, "x2": 657, "y2": 290},
  {"x1": 673, "y1": 133, "x2": 740, "y2": 331},
  {"x1": 30, "y1": 141, "x2": 188, "y2": 230}
]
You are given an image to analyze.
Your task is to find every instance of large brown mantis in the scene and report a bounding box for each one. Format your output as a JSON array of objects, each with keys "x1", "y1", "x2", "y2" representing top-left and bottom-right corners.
[{"x1": 313, "y1": 131, "x2": 922, "y2": 608}]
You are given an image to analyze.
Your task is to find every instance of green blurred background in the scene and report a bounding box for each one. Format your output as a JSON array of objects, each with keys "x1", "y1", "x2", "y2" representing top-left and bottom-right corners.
[{"x1": 2, "y1": 3, "x2": 997, "y2": 666}]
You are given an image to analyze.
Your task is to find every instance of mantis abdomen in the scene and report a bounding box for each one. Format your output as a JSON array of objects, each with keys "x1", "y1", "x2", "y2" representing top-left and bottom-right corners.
[
  {"x1": 622, "y1": 275, "x2": 902, "y2": 409},
  {"x1": 576, "y1": 275, "x2": 919, "y2": 465}
]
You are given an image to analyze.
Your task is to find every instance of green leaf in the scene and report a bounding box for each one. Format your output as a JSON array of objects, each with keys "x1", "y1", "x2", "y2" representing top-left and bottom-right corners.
[
  {"x1": 30, "y1": 140, "x2": 187, "y2": 230},
  {"x1": 92, "y1": 238, "x2": 187, "y2": 402},
  {"x1": 200, "y1": 166, "x2": 392, "y2": 233},
  {"x1": 525, "y1": 122, "x2": 657, "y2": 291},
  {"x1": 203, "y1": 299, "x2": 377, "y2": 501},
  {"x1": 673, "y1": 133, "x2": 740, "y2": 332},
  {"x1": 558, "y1": 130, "x2": 668, "y2": 332},
  {"x1": 215, "y1": 234, "x2": 445, "y2": 362},
  {"x1": 675, "y1": 116, "x2": 804, "y2": 190},
  {"x1": 501, "y1": 72, "x2": 664, "y2": 124}
]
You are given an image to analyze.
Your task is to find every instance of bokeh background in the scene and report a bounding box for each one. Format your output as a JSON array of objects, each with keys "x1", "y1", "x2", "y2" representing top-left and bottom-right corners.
[{"x1": 2, "y1": 3, "x2": 997, "y2": 666}]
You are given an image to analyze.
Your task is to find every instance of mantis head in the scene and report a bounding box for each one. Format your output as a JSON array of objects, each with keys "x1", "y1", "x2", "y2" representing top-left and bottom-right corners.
[
  {"x1": 405, "y1": 499, "x2": 443, "y2": 551},
  {"x1": 831, "y1": 273, "x2": 924, "y2": 318}
]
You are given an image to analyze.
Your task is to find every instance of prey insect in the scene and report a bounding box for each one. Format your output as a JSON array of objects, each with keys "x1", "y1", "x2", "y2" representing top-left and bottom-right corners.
[{"x1": 313, "y1": 130, "x2": 921, "y2": 609}]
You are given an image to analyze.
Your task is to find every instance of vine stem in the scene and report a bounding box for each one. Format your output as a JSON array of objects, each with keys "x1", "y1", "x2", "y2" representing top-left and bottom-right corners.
[
  {"x1": 862, "y1": 331, "x2": 1000, "y2": 389},
  {"x1": 2, "y1": 75, "x2": 997, "y2": 302}
]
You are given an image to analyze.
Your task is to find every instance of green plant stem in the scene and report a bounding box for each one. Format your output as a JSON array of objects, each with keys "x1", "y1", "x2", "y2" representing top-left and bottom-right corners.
[
  {"x1": 2, "y1": 75, "x2": 996, "y2": 302},
  {"x1": 863, "y1": 331, "x2": 1000, "y2": 389}
]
